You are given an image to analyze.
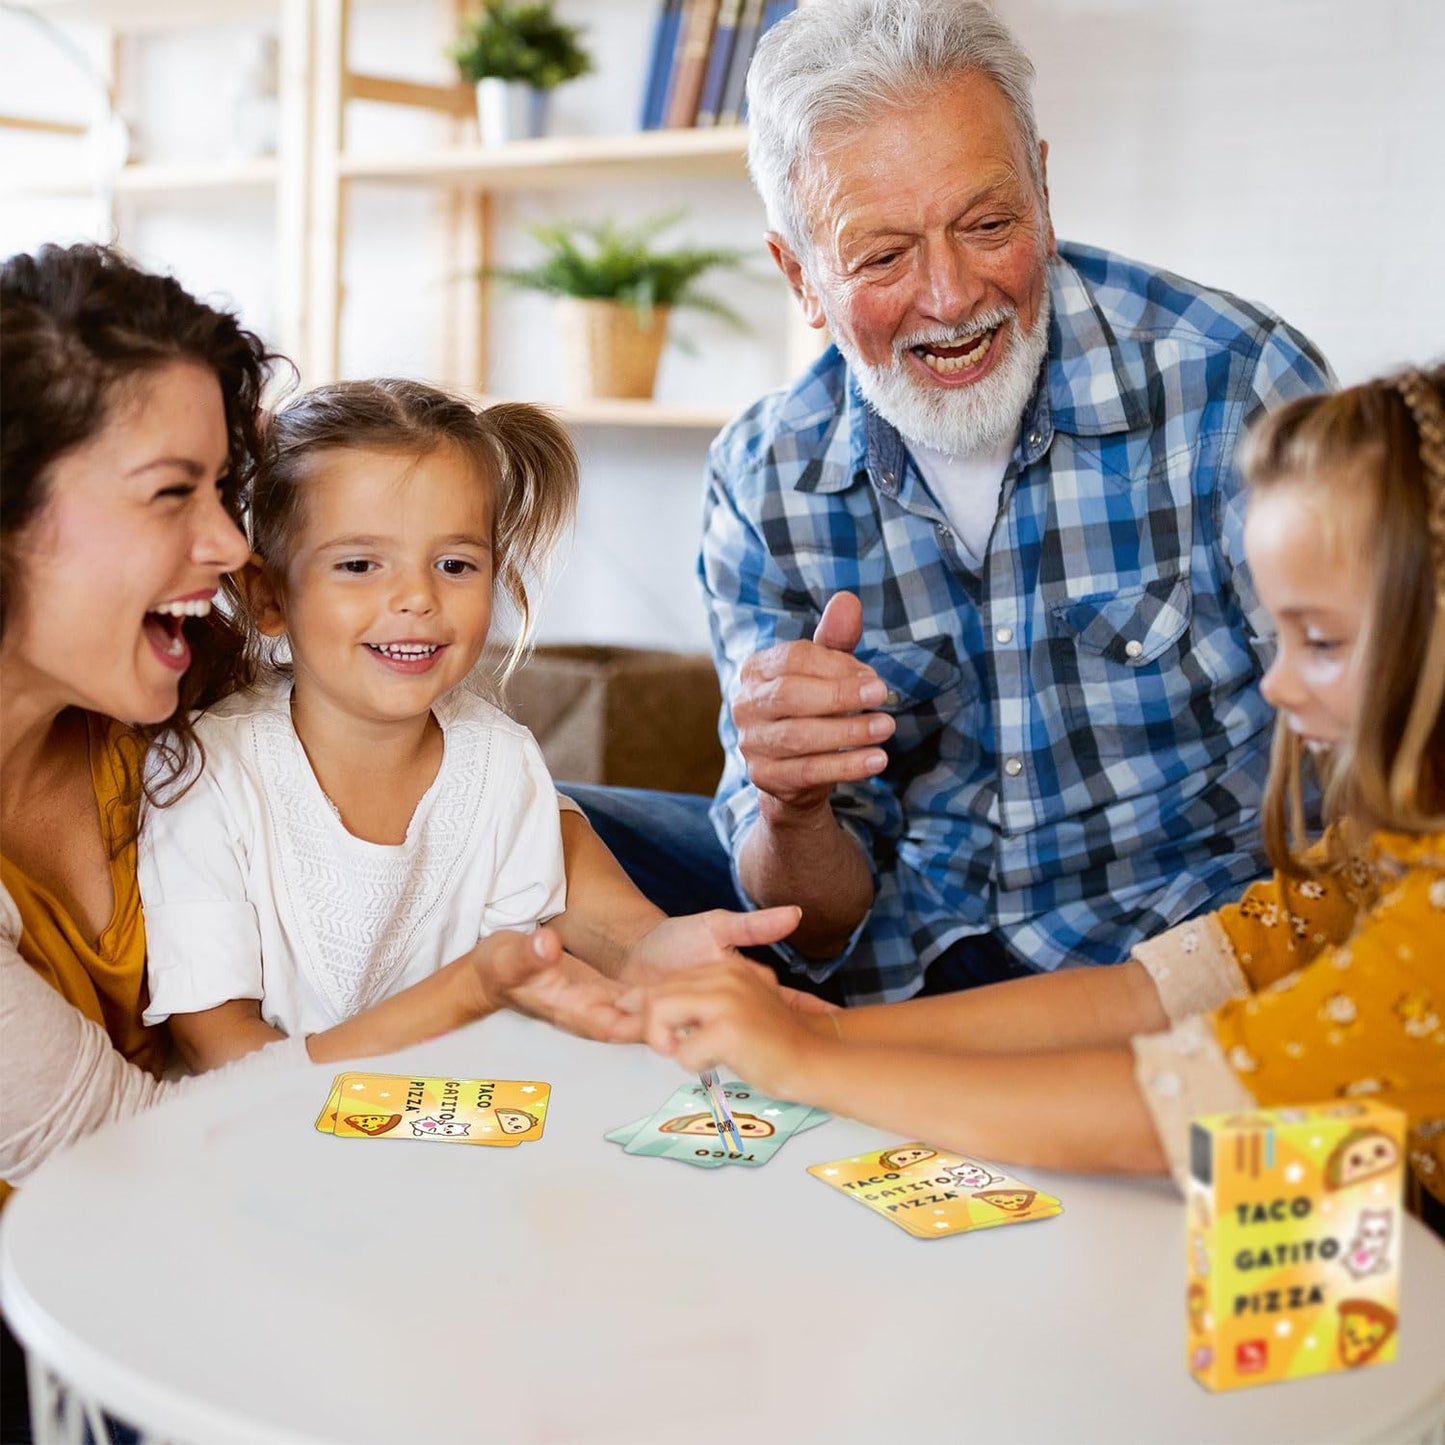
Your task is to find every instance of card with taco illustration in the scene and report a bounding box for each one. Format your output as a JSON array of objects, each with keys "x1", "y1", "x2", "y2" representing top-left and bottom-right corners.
[
  {"x1": 605, "y1": 1103, "x2": 829, "y2": 1154},
  {"x1": 317, "y1": 1073, "x2": 550, "y2": 1146},
  {"x1": 807, "y1": 1144, "x2": 1062, "y2": 1238},
  {"x1": 620, "y1": 1081, "x2": 819, "y2": 1167},
  {"x1": 1185, "y1": 1101, "x2": 1404, "y2": 1392}
]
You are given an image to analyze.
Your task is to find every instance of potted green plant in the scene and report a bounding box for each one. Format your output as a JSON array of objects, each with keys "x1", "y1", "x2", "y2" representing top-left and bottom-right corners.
[
  {"x1": 489, "y1": 212, "x2": 748, "y2": 400},
  {"x1": 448, "y1": 2, "x2": 592, "y2": 146}
]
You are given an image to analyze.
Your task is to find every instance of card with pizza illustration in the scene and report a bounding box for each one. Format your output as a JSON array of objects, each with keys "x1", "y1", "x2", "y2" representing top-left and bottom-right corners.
[
  {"x1": 316, "y1": 1073, "x2": 549, "y2": 1146},
  {"x1": 808, "y1": 1144, "x2": 1062, "y2": 1238},
  {"x1": 618, "y1": 1081, "x2": 822, "y2": 1167}
]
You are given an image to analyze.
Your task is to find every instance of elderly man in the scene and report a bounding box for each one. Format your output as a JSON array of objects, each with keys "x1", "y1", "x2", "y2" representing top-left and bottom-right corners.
[{"x1": 567, "y1": 0, "x2": 1329, "y2": 1004}]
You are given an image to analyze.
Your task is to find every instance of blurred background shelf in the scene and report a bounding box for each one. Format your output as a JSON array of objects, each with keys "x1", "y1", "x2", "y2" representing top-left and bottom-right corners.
[
  {"x1": 475, "y1": 393, "x2": 736, "y2": 431},
  {"x1": 339, "y1": 123, "x2": 748, "y2": 188}
]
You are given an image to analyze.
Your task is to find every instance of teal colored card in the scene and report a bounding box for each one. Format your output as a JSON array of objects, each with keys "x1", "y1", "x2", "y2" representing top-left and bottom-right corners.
[
  {"x1": 605, "y1": 1101, "x2": 829, "y2": 1154},
  {"x1": 620, "y1": 1081, "x2": 822, "y2": 1168}
]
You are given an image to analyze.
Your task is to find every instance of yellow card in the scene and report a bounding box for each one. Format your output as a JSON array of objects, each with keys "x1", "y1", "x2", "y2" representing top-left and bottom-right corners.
[
  {"x1": 808, "y1": 1143, "x2": 1063, "y2": 1238},
  {"x1": 314, "y1": 1077, "x2": 343, "y2": 1134},
  {"x1": 322, "y1": 1073, "x2": 550, "y2": 1145}
]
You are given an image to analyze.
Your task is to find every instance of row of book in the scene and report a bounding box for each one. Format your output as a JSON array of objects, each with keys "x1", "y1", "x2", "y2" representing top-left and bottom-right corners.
[{"x1": 640, "y1": 0, "x2": 798, "y2": 131}]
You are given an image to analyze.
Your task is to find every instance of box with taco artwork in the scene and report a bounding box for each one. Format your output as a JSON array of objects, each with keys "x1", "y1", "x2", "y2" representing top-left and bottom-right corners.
[{"x1": 1186, "y1": 1101, "x2": 1404, "y2": 1392}]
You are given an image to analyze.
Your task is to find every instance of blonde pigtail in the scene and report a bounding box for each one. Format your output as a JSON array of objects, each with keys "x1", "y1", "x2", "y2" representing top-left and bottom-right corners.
[
  {"x1": 1387, "y1": 370, "x2": 1445, "y2": 824},
  {"x1": 482, "y1": 402, "x2": 580, "y2": 689}
]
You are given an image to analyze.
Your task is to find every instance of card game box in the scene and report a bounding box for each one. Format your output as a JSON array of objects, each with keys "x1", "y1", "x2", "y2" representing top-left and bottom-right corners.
[{"x1": 1186, "y1": 1101, "x2": 1405, "y2": 1392}]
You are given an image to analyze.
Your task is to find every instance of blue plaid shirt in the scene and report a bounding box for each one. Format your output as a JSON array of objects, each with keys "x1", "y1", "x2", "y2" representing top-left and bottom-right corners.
[{"x1": 701, "y1": 242, "x2": 1332, "y2": 1004}]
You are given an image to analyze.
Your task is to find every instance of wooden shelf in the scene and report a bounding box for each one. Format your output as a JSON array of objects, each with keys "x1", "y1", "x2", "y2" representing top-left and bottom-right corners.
[
  {"x1": 339, "y1": 126, "x2": 749, "y2": 190},
  {"x1": 20, "y1": 0, "x2": 268, "y2": 28},
  {"x1": 3, "y1": 156, "x2": 279, "y2": 200},
  {"x1": 478, "y1": 395, "x2": 734, "y2": 431},
  {"x1": 112, "y1": 157, "x2": 279, "y2": 194}
]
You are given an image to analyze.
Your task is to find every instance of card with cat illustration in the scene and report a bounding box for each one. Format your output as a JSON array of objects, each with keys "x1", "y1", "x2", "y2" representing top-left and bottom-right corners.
[
  {"x1": 318, "y1": 1073, "x2": 550, "y2": 1145},
  {"x1": 619, "y1": 1081, "x2": 821, "y2": 1167},
  {"x1": 808, "y1": 1144, "x2": 1063, "y2": 1238}
]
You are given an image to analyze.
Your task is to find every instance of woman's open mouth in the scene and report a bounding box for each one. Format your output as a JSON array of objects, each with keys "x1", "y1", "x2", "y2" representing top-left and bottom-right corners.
[{"x1": 143, "y1": 596, "x2": 213, "y2": 673}]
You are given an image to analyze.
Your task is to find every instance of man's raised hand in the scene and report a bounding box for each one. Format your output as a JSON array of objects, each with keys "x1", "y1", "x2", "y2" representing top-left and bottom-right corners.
[{"x1": 731, "y1": 591, "x2": 895, "y2": 818}]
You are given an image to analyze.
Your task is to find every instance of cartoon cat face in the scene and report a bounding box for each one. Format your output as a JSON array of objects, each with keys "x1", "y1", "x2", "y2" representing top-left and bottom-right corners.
[
  {"x1": 411, "y1": 1115, "x2": 469, "y2": 1137},
  {"x1": 938, "y1": 1162, "x2": 1002, "y2": 1190},
  {"x1": 1342, "y1": 1209, "x2": 1393, "y2": 1278}
]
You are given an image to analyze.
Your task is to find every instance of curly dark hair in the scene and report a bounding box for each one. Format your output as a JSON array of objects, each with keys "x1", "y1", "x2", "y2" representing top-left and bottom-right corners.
[{"x1": 0, "y1": 242, "x2": 281, "y2": 815}]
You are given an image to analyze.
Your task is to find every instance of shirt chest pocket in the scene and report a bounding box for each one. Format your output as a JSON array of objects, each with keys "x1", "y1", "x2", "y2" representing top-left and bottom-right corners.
[
  {"x1": 1046, "y1": 572, "x2": 1199, "y2": 761},
  {"x1": 860, "y1": 638, "x2": 974, "y2": 768}
]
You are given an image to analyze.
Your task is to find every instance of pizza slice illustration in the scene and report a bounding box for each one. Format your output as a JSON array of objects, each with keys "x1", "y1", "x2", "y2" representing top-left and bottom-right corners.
[
  {"x1": 975, "y1": 1189, "x2": 1037, "y2": 1213},
  {"x1": 1336, "y1": 1299, "x2": 1396, "y2": 1368},
  {"x1": 343, "y1": 1112, "x2": 402, "y2": 1136}
]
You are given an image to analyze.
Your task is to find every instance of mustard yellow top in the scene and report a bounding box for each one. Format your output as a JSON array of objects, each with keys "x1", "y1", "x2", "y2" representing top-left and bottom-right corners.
[
  {"x1": 1132, "y1": 829, "x2": 1445, "y2": 1213},
  {"x1": 0, "y1": 718, "x2": 166, "y2": 1149}
]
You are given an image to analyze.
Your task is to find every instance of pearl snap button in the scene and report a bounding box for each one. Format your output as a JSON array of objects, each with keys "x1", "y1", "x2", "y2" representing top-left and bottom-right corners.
[
  {"x1": 1125, "y1": 639, "x2": 1144, "y2": 659},
  {"x1": 995, "y1": 626, "x2": 1013, "y2": 644},
  {"x1": 1004, "y1": 757, "x2": 1023, "y2": 777}
]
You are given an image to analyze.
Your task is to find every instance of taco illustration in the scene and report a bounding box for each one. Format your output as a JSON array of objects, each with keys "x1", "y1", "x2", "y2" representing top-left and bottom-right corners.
[
  {"x1": 1325, "y1": 1128, "x2": 1399, "y2": 1190},
  {"x1": 659, "y1": 1112, "x2": 775, "y2": 1138},
  {"x1": 879, "y1": 1146, "x2": 937, "y2": 1171}
]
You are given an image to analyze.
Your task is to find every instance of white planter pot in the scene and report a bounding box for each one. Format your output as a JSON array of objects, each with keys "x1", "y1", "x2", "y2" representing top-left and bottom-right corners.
[{"x1": 475, "y1": 79, "x2": 548, "y2": 146}]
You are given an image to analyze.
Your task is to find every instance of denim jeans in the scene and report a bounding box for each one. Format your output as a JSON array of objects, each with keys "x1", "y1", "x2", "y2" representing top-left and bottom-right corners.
[{"x1": 557, "y1": 783, "x2": 1025, "y2": 999}]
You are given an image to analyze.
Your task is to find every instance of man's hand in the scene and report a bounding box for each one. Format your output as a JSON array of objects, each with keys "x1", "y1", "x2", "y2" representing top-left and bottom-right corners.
[
  {"x1": 623, "y1": 959, "x2": 829, "y2": 1101},
  {"x1": 472, "y1": 927, "x2": 645, "y2": 1044},
  {"x1": 732, "y1": 591, "x2": 895, "y2": 821},
  {"x1": 615, "y1": 904, "x2": 801, "y2": 986}
]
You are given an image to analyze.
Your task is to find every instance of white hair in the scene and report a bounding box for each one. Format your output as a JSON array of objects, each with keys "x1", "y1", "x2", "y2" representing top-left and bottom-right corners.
[{"x1": 746, "y1": 0, "x2": 1042, "y2": 256}]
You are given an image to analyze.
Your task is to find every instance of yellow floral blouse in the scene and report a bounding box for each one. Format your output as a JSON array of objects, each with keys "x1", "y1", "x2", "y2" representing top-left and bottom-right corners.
[{"x1": 1130, "y1": 829, "x2": 1445, "y2": 1214}]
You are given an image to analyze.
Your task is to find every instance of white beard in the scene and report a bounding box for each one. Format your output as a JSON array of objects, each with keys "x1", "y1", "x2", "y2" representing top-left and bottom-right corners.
[{"x1": 828, "y1": 290, "x2": 1052, "y2": 457}]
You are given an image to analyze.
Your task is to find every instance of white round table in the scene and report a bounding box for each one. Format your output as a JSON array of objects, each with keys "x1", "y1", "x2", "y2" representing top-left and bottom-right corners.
[{"x1": 4, "y1": 1012, "x2": 1444, "y2": 1445}]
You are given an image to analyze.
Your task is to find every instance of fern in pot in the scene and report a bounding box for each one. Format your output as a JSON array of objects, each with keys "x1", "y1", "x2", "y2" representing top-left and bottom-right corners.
[{"x1": 489, "y1": 211, "x2": 748, "y2": 400}]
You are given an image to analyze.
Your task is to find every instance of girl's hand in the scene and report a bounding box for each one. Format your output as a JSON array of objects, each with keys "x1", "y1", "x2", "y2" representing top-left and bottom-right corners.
[
  {"x1": 616, "y1": 905, "x2": 801, "y2": 986},
  {"x1": 624, "y1": 959, "x2": 826, "y2": 1099},
  {"x1": 473, "y1": 928, "x2": 644, "y2": 1044}
]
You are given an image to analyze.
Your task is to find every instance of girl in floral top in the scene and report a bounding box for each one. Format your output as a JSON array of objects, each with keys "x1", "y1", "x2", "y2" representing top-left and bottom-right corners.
[{"x1": 626, "y1": 365, "x2": 1445, "y2": 1231}]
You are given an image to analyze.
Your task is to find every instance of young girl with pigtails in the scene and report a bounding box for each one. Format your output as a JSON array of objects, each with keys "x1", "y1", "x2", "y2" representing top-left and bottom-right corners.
[
  {"x1": 138, "y1": 379, "x2": 800, "y2": 1070},
  {"x1": 630, "y1": 366, "x2": 1445, "y2": 1230}
]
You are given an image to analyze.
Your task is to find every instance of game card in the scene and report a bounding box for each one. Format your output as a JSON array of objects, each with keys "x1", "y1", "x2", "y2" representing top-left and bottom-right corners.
[
  {"x1": 605, "y1": 1105, "x2": 829, "y2": 1150},
  {"x1": 319, "y1": 1073, "x2": 550, "y2": 1145},
  {"x1": 808, "y1": 1144, "x2": 1062, "y2": 1237},
  {"x1": 621, "y1": 1081, "x2": 821, "y2": 1167},
  {"x1": 315, "y1": 1077, "x2": 344, "y2": 1134}
]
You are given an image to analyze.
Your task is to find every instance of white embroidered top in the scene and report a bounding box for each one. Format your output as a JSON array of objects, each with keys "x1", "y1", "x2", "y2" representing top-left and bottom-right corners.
[{"x1": 139, "y1": 682, "x2": 568, "y2": 1037}]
